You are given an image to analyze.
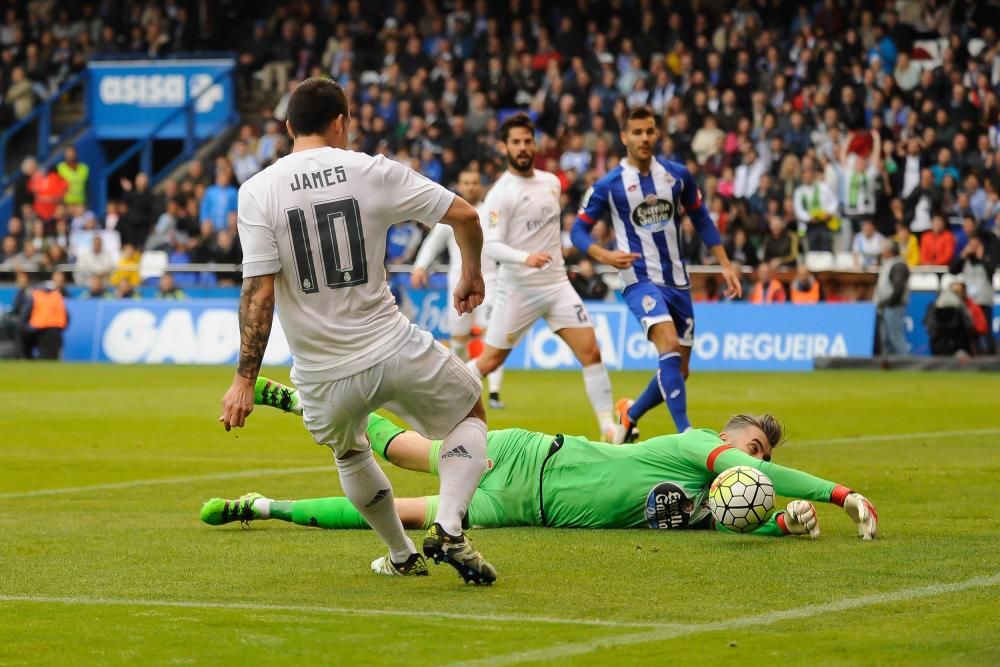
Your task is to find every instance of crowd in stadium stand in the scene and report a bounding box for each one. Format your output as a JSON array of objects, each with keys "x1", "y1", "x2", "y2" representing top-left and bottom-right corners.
[{"x1": 2, "y1": 0, "x2": 1000, "y2": 313}]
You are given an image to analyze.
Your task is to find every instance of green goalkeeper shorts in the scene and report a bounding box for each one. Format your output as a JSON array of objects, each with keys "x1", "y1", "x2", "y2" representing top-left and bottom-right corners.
[{"x1": 464, "y1": 428, "x2": 553, "y2": 529}]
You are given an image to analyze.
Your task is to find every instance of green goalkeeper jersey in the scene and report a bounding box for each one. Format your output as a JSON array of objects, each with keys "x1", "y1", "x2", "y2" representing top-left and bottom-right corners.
[{"x1": 540, "y1": 428, "x2": 840, "y2": 530}]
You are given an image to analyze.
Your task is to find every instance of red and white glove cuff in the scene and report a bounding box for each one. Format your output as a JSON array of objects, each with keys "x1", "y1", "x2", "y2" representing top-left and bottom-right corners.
[{"x1": 831, "y1": 485, "x2": 853, "y2": 507}]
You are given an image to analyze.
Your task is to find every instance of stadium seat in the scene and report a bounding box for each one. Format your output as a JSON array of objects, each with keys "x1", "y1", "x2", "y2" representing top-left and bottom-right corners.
[
  {"x1": 908, "y1": 273, "x2": 940, "y2": 292},
  {"x1": 804, "y1": 251, "x2": 835, "y2": 272},
  {"x1": 834, "y1": 252, "x2": 857, "y2": 270},
  {"x1": 939, "y1": 273, "x2": 956, "y2": 291},
  {"x1": 139, "y1": 251, "x2": 169, "y2": 280}
]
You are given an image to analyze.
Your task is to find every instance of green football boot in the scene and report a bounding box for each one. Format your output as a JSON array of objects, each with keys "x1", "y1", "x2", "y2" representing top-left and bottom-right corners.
[
  {"x1": 254, "y1": 377, "x2": 302, "y2": 415},
  {"x1": 200, "y1": 492, "x2": 266, "y2": 526},
  {"x1": 422, "y1": 523, "x2": 497, "y2": 585}
]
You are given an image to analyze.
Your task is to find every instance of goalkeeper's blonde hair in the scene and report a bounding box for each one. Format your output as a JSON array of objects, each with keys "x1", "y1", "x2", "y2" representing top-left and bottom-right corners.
[{"x1": 724, "y1": 414, "x2": 784, "y2": 449}]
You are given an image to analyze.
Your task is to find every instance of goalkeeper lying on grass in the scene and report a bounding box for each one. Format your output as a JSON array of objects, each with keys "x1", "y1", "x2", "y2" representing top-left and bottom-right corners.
[{"x1": 203, "y1": 378, "x2": 878, "y2": 546}]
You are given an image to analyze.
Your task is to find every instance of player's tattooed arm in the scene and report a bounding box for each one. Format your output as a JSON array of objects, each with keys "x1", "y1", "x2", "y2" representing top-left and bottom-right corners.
[{"x1": 236, "y1": 274, "x2": 276, "y2": 381}]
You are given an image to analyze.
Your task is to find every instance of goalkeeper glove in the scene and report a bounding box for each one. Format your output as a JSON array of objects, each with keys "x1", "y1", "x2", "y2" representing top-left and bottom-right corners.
[
  {"x1": 782, "y1": 500, "x2": 820, "y2": 539},
  {"x1": 843, "y1": 492, "x2": 879, "y2": 540}
]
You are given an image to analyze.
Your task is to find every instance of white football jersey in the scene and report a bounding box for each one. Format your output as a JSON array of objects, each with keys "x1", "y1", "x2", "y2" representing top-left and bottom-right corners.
[
  {"x1": 483, "y1": 169, "x2": 565, "y2": 287},
  {"x1": 238, "y1": 147, "x2": 455, "y2": 380},
  {"x1": 413, "y1": 201, "x2": 497, "y2": 290}
]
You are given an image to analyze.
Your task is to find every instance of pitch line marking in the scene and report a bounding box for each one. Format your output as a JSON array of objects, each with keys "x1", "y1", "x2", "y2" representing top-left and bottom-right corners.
[
  {"x1": 796, "y1": 428, "x2": 1000, "y2": 447},
  {"x1": 0, "y1": 466, "x2": 334, "y2": 500},
  {"x1": 4, "y1": 427, "x2": 998, "y2": 500},
  {"x1": 453, "y1": 573, "x2": 1000, "y2": 667},
  {"x1": 0, "y1": 594, "x2": 666, "y2": 630}
]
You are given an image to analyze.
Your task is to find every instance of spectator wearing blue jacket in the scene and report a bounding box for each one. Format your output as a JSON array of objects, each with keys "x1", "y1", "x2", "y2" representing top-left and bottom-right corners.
[{"x1": 200, "y1": 170, "x2": 238, "y2": 231}]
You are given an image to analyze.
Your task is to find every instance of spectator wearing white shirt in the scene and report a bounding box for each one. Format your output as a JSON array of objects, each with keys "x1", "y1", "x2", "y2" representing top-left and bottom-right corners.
[
  {"x1": 734, "y1": 145, "x2": 768, "y2": 200},
  {"x1": 73, "y1": 235, "x2": 115, "y2": 284},
  {"x1": 559, "y1": 133, "x2": 590, "y2": 175},
  {"x1": 852, "y1": 220, "x2": 886, "y2": 269}
]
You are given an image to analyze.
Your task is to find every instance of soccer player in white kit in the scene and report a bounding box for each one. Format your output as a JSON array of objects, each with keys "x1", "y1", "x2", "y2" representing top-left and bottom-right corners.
[
  {"x1": 411, "y1": 169, "x2": 506, "y2": 408},
  {"x1": 219, "y1": 78, "x2": 496, "y2": 584},
  {"x1": 469, "y1": 113, "x2": 618, "y2": 441}
]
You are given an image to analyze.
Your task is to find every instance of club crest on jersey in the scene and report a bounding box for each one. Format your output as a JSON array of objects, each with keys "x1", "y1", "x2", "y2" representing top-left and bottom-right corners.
[
  {"x1": 645, "y1": 482, "x2": 695, "y2": 529},
  {"x1": 488, "y1": 210, "x2": 499, "y2": 228},
  {"x1": 632, "y1": 195, "x2": 675, "y2": 232},
  {"x1": 642, "y1": 295, "x2": 656, "y2": 313}
]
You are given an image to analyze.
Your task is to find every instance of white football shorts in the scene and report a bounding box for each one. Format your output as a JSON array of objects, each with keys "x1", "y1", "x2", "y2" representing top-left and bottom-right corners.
[
  {"x1": 483, "y1": 279, "x2": 591, "y2": 350},
  {"x1": 291, "y1": 325, "x2": 482, "y2": 458}
]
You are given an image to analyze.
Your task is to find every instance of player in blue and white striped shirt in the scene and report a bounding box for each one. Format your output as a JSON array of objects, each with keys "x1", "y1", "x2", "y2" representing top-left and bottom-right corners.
[{"x1": 572, "y1": 107, "x2": 742, "y2": 439}]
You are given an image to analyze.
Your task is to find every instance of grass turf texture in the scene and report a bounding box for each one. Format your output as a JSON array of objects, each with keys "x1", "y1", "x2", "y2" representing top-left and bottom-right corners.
[{"x1": 2, "y1": 363, "x2": 999, "y2": 666}]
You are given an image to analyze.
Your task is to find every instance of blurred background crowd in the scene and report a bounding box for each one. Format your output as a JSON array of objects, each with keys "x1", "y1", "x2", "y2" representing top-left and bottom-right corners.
[{"x1": 2, "y1": 0, "x2": 999, "y2": 356}]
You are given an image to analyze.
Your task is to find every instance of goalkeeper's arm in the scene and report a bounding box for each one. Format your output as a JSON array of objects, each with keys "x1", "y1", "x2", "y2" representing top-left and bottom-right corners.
[{"x1": 699, "y1": 441, "x2": 878, "y2": 539}]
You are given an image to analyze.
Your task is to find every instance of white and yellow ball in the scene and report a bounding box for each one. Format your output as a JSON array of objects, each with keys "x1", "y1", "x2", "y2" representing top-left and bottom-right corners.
[{"x1": 708, "y1": 466, "x2": 775, "y2": 533}]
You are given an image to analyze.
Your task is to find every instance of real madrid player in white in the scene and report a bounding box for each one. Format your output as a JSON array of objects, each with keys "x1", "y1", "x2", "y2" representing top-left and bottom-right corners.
[
  {"x1": 220, "y1": 78, "x2": 496, "y2": 584},
  {"x1": 410, "y1": 169, "x2": 506, "y2": 408},
  {"x1": 469, "y1": 113, "x2": 618, "y2": 441}
]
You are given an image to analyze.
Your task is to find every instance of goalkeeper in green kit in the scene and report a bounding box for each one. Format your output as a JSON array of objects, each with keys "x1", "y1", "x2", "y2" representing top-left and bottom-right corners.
[{"x1": 202, "y1": 378, "x2": 879, "y2": 566}]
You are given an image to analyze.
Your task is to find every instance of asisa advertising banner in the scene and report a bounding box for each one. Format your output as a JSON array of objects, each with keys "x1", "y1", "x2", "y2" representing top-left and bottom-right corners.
[
  {"x1": 61, "y1": 298, "x2": 875, "y2": 371},
  {"x1": 87, "y1": 59, "x2": 236, "y2": 139}
]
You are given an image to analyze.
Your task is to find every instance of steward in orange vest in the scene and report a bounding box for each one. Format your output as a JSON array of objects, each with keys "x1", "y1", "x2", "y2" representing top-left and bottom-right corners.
[
  {"x1": 749, "y1": 266, "x2": 787, "y2": 304},
  {"x1": 790, "y1": 267, "x2": 822, "y2": 303},
  {"x1": 26, "y1": 286, "x2": 68, "y2": 359}
]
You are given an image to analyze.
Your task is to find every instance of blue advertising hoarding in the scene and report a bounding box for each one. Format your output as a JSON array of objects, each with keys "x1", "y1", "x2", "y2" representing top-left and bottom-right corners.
[
  {"x1": 57, "y1": 297, "x2": 875, "y2": 371},
  {"x1": 87, "y1": 59, "x2": 236, "y2": 139}
]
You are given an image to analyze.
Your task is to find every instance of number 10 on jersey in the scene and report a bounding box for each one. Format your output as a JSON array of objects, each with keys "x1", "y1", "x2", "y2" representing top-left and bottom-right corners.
[{"x1": 285, "y1": 197, "x2": 369, "y2": 293}]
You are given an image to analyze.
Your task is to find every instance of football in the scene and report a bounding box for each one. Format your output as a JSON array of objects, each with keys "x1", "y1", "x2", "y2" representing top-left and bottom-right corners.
[{"x1": 708, "y1": 466, "x2": 776, "y2": 533}]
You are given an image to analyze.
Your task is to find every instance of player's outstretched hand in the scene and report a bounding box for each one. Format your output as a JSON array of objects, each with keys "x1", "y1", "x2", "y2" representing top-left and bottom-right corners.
[
  {"x1": 720, "y1": 264, "x2": 743, "y2": 299},
  {"x1": 843, "y1": 492, "x2": 878, "y2": 540},
  {"x1": 524, "y1": 252, "x2": 552, "y2": 268},
  {"x1": 453, "y1": 272, "x2": 485, "y2": 315},
  {"x1": 600, "y1": 249, "x2": 642, "y2": 269},
  {"x1": 784, "y1": 500, "x2": 820, "y2": 539},
  {"x1": 220, "y1": 376, "x2": 255, "y2": 432},
  {"x1": 410, "y1": 267, "x2": 429, "y2": 288}
]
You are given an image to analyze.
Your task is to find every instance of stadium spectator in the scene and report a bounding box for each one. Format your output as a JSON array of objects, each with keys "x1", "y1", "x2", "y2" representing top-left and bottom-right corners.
[
  {"x1": 81, "y1": 274, "x2": 113, "y2": 300},
  {"x1": 904, "y1": 169, "x2": 940, "y2": 235},
  {"x1": 568, "y1": 258, "x2": 608, "y2": 302},
  {"x1": 13, "y1": 157, "x2": 38, "y2": 212},
  {"x1": 156, "y1": 273, "x2": 186, "y2": 300},
  {"x1": 9, "y1": 241, "x2": 41, "y2": 272},
  {"x1": 949, "y1": 232, "x2": 997, "y2": 355},
  {"x1": 789, "y1": 266, "x2": 822, "y2": 304},
  {"x1": 73, "y1": 234, "x2": 115, "y2": 284},
  {"x1": 230, "y1": 140, "x2": 261, "y2": 185},
  {"x1": 924, "y1": 283, "x2": 975, "y2": 357},
  {"x1": 920, "y1": 215, "x2": 956, "y2": 266},
  {"x1": 874, "y1": 241, "x2": 910, "y2": 356},
  {"x1": 145, "y1": 199, "x2": 184, "y2": 252},
  {"x1": 759, "y1": 216, "x2": 799, "y2": 270},
  {"x1": 110, "y1": 245, "x2": 141, "y2": 287},
  {"x1": 949, "y1": 279, "x2": 990, "y2": 355},
  {"x1": 5, "y1": 66, "x2": 34, "y2": 119},
  {"x1": 114, "y1": 277, "x2": 141, "y2": 300},
  {"x1": 1, "y1": 235, "x2": 19, "y2": 263},
  {"x1": 27, "y1": 165, "x2": 67, "y2": 222},
  {"x1": 722, "y1": 227, "x2": 758, "y2": 269},
  {"x1": 894, "y1": 222, "x2": 920, "y2": 268},
  {"x1": 21, "y1": 280, "x2": 68, "y2": 360},
  {"x1": 852, "y1": 220, "x2": 886, "y2": 269},
  {"x1": 749, "y1": 264, "x2": 787, "y2": 304},
  {"x1": 56, "y1": 146, "x2": 89, "y2": 207},
  {"x1": 119, "y1": 173, "x2": 156, "y2": 248},
  {"x1": 200, "y1": 170, "x2": 239, "y2": 231},
  {"x1": 793, "y1": 162, "x2": 838, "y2": 252},
  {"x1": 208, "y1": 230, "x2": 242, "y2": 285}
]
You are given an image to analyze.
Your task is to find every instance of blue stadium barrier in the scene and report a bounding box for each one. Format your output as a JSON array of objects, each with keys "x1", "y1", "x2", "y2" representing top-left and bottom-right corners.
[{"x1": 44, "y1": 295, "x2": 876, "y2": 370}]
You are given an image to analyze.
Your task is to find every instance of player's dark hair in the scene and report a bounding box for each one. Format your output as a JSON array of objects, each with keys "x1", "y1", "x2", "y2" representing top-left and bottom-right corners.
[
  {"x1": 499, "y1": 112, "x2": 535, "y2": 142},
  {"x1": 287, "y1": 78, "x2": 349, "y2": 137},
  {"x1": 620, "y1": 106, "x2": 657, "y2": 130},
  {"x1": 725, "y1": 414, "x2": 785, "y2": 450}
]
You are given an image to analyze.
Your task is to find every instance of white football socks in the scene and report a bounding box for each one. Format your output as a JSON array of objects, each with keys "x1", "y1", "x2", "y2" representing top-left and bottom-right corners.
[
  {"x1": 487, "y1": 367, "x2": 504, "y2": 395},
  {"x1": 435, "y1": 417, "x2": 488, "y2": 536},
  {"x1": 582, "y1": 362, "x2": 615, "y2": 434},
  {"x1": 336, "y1": 450, "x2": 415, "y2": 563}
]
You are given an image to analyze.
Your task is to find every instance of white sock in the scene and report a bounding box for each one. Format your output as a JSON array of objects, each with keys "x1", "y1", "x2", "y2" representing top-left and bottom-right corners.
[
  {"x1": 251, "y1": 497, "x2": 271, "y2": 518},
  {"x1": 336, "y1": 450, "x2": 415, "y2": 562},
  {"x1": 435, "y1": 417, "x2": 488, "y2": 536},
  {"x1": 582, "y1": 363, "x2": 615, "y2": 433},
  {"x1": 466, "y1": 357, "x2": 483, "y2": 378},
  {"x1": 487, "y1": 367, "x2": 503, "y2": 395},
  {"x1": 451, "y1": 339, "x2": 468, "y2": 360}
]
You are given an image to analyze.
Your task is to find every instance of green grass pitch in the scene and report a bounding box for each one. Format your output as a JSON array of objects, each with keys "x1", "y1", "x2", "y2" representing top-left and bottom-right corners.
[{"x1": 2, "y1": 363, "x2": 1000, "y2": 665}]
